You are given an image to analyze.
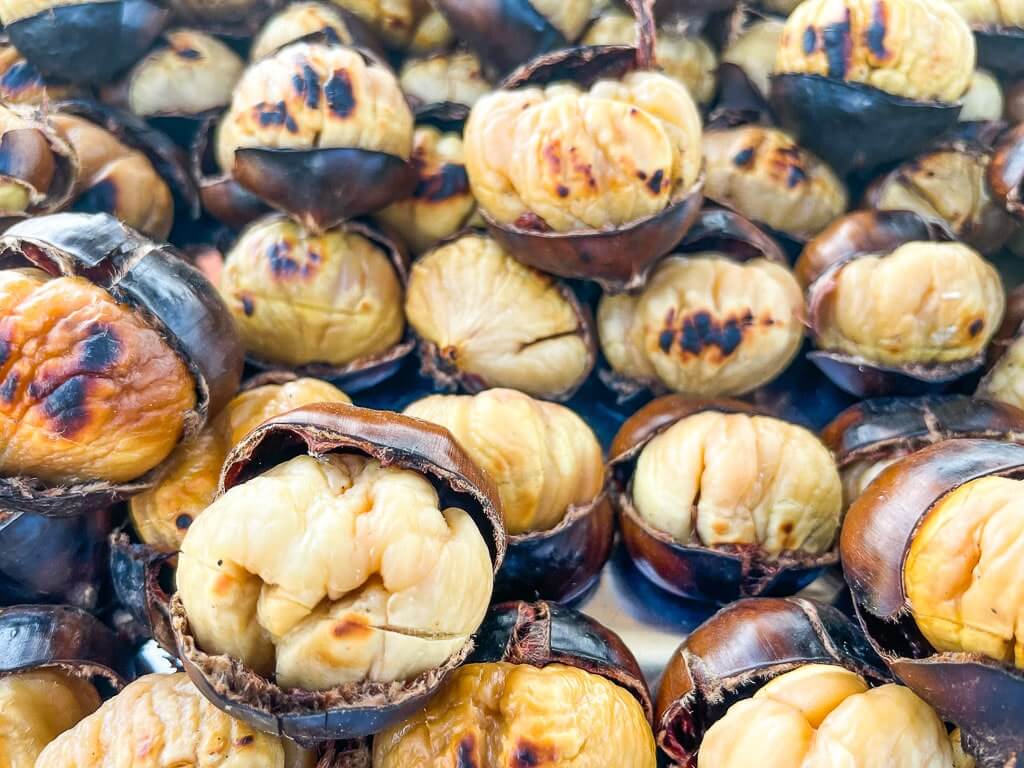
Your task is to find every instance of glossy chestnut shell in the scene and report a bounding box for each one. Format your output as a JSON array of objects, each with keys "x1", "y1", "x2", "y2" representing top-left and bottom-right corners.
[
  {"x1": 974, "y1": 27, "x2": 1024, "y2": 78},
  {"x1": 989, "y1": 122, "x2": 1024, "y2": 221},
  {"x1": 191, "y1": 116, "x2": 271, "y2": 230}
]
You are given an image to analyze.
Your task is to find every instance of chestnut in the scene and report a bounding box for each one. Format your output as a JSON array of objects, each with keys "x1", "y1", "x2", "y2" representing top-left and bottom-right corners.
[
  {"x1": 0, "y1": 212, "x2": 243, "y2": 515},
  {"x1": 842, "y1": 438, "x2": 1024, "y2": 765},
  {"x1": 398, "y1": 50, "x2": 491, "y2": 114},
  {"x1": 949, "y1": 0, "x2": 1024, "y2": 77},
  {"x1": 405, "y1": 231, "x2": 596, "y2": 401},
  {"x1": 720, "y1": 17, "x2": 784, "y2": 101},
  {"x1": 0, "y1": 43, "x2": 78, "y2": 105},
  {"x1": 798, "y1": 210, "x2": 1004, "y2": 397},
  {"x1": 771, "y1": 0, "x2": 976, "y2": 173},
  {"x1": 217, "y1": 41, "x2": 416, "y2": 232},
  {"x1": 961, "y1": 68, "x2": 1006, "y2": 122},
  {"x1": 598, "y1": 208, "x2": 804, "y2": 399},
  {"x1": 404, "y1": 388, "x2": 613, "y2": 602},
  {"x1": 218, "y1": 215, "x2": 413, "y2": 391},
  {"x1": 332, "y1": 0, "x2": 452, "y2": 52},
  {"x1": 373, "y1": 600, "x2": 656, "y2": 767},
  {"x1": 979, "y1": 284, "x2": 1024, "y2": 411},
  {"x1": 249, "y1": 2, "x2": 386, "y2": 62},
  {"x1": 169, "y1": 402, "x2": 505, "y2": 742},
  {"x1": 989, "y1": 122, "x2": 1024, "y2": 221},
  {"x1": 608, "y1": 396, "x2": 843, "y2": 603},
  {"x1": 0, "y1": 104, "x2": 76, "y2": 218}
]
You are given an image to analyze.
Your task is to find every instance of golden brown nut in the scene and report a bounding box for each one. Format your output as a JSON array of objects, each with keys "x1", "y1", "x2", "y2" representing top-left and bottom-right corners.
[
  {"x1": 329, "y1": 0, "x2": 452, "y2": 50},
  {"x1": 598, "y1": 255, "x2": 804, "y2": 396},
  {"x1": 405, "y1": 232, "x2": 593, "y2": 400},
  {"x1": 219, "y1": 215, "x2": 404, "y2": 367},
  {"x1": 399, "y1": 51, "x2": 490, "y2": 108},
  {"x1": 904, "y1": 475, "x2": 1024, "y2": 668},
  {"x1": 373, "y1": 662, "x2": 657, "y2": 768},
  {"x1": 251, "y1": 2, "x2": 355, "y2": 60},
  {"x1": 582, "y1": 11, "x2": 718, "y2": 103},
  {"x1": 813, "y1": 241, "x2": 1004, "y2": 367},
  {"x1": 978, "y1": 336, "x2": 1024, "y2": 409},
  {"x1": 722, "y1": 18, "x2": 785, "y2": 98},
  {"x1": 403, "y1": 389, "x2": 603, "y2": 535},
  {"x1": 632, "y1": 411, "x2": 842, "y2": 555},
  {"x1": 0, "y1": 44, "x2": 76, "y2": 105},
  {"x1": 703, "y1": 126, "x2": 847, "y2": 239},
  {"x1": 176, "y1": 453, "x2": 494, "y2": 688},
  {"x1": 0, "y1": 670, "x2": 100, "y2": 768},
  {"x1": 35, "y1": 672, "x2": 316, "y2": 768},
  {"x1": 949, "y1": 0, "x2": 1024, "y2": 27},
  {"x1": 0, "y1": 104, "x2": 74, "y2": 216},
  {"x1": 464, "y1": 71, "x2": 702, "y2": 233},
  {"x1": 776, "y1": 0, "x2": 976, "y2": 103},
  {"x1": 130, "y1": 378, "x2": 351, "y2": 553},
  {"x1": 0, "y1": 268, "x2": 196, "y2": 485},
  {"x1": 960, "y1": 68, "x2": 1005, "y2": 121},
  {"x1": 698, "y1": 665, "x2": 961, "y2": 767}
]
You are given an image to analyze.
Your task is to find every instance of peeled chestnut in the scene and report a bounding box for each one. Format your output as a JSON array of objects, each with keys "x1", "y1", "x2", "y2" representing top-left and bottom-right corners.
[
  {"x1": 989, "y1": 122, "x2": 1024, "y2": 221},
  {"x1": 771, "y1": 0, "x2": 976, "y2": 172},
  {"x1": 374, "y1": 601, "x2": 656, "y2": 767},
  {"x1": 399, "y1": 50, "x2": 491, "y2": 113},
  {"x1": 598, "y1": 209, "x2": 804, "y2": 399},
  {"x1": 0, "y1": 104, "x2": 76, "y2": 218},
  {"x1": 609, "y1": 397, "x2": 843, "y2": 603},
  {"x1": 0, "y1": 44, "x2": 78, "y2": 105},
  {"x1": 961, "y1": 68, "x2": 1005, "y2": 122},
  {"x1": 191, "y1": 115, "x2": 271, "y2": 229},
  {"x1": 405, "y1": 231, "x2": 595, "y2": 401},
  {"x1": 217, "y1": 41, "x2": 415, "y2": 232},
  {"x1": 0, "y1": 213, "x2": 242, "y2": 515},
  {"x1": 250, "y1": 2, "x2": 384, "y2": 61},
  {"x1": 949, "y1": 0, "x2": 1024, "y2": 77},
  {"x1": 842, "y1": 438, "x2": 1024, "y2": 765}
]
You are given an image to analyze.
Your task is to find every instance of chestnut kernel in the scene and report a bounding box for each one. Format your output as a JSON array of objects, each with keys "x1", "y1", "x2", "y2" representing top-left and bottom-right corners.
[
  {"x1": 721, "y1": 18, "x2": 784, "y2": 101},
  {"x1": 398, "y1": 50, "x2": 491, "y2": 113},
  {"x1": 949, "y1": 0, "x2": 1024, "y2": 77},
  {"x1": 960, "y1": 68, "x2": 1005, "y2": 122},
  {"x1": 978, "y1": 284, "x2": 1024, "y2": 411}
]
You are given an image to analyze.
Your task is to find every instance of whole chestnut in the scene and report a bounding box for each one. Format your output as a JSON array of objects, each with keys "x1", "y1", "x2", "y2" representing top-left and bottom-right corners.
[
  {"x1": 0, "y1": 104, "x2": 76, "y2": 218},
  {"x1": 979, "y1": 284, "x2": 1024, "y2": 410},
  {"x1": 949, "y1": 0, "x2": 1024, "y2": 77},
  {"x1": 0, "y1": 44, "x2": 78, "y2": 105},
  {"x1": 249, "y1": 2, "x2": 384, "y2": 61},
  {"x1": 405, "y1": 231, "x2": 595, "y2": 401},
  {"x1": 609, "y1": 397, "x2": 843, "y2": 603},
  {"x1": 398, "y1": 50, "x2": 491, "y2": 113}
]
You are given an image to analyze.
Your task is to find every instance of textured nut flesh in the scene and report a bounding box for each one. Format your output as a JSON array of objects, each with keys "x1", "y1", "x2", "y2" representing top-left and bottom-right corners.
[
  {"x1": 0, "y1": 670, "x2": 100, "y2": 768},
  {"x1": 250, "y1": 3, "x2": 355, "y2": 61},
  {"x1": 598, "y1": 255, "x2": 804, "y2": 396},
  {"x1": 905, "y1": 476, "x2": 1024, "y2": 668},
  {"x1": 775, "y1": 0, "x2": 976, "y2": 103},
  {"x1": 949, "y1": 0, "x2": 1024, "y2": 26},
  {"x1": 722, "y1": 19, "x2": 785, "y2": 98},
  {"x1": 632, "y1": 411, "x2": 842, "y2": 555},
  {"x1": 219, "y1": 216, "x2": 405, "y2": 367},
  {"x1": 0, "y1": 45, "x2": 76, "y2": 105},
  {"x1": 703, "y1": 126, "x2": 847, "y2": 239},
  {"x1": 464, "y1": 71, "x2": 703, "y2": 233},
  {"x1": 177, "y1": 454, "x2": 494, "y2": 689},
  {"x1": 403, "y1": 388, "x2": 604, "y2": 534},
  {"x1": 399, "y1": 51, "x2": 490, "y2": 108},
  {"x1": 329, "y1": 0, "x2": 451, "y2": 50},
  {"x1": 216, "y1": 42, "x2": 413, "y2": 173},
  {"x1": 404, "y1": 232, "x2": 591, "y2": 399},
  {"x1": 372, "y1": 662, "x2": 656, "y2": 768},
  {"x1": 374, "y1": 126, "x2": 478, "y2": 254},
  {"x1": 960, "y1": 68, "x2": 1004, "y2": 122},
  {"x1": 582, "y1": 11, "x2": 718, "y2": 103},
  {"x1": 978, "y1": 335, "x2": 1024, "y2": 410},
  {"x1": 0, "y1": 269, "x2": 195, "y2": 484},
  {"x1": 698, "y1": 665, "x2": 959, "y2": 768},
  {"x1": 51, "y1": 114, "x2": 174, "y2": 241},
  {"x1": 129, "y1": 378, "x2": 351, "y2": 552},
  {"x1": 814, "y1": 242, "x2": 1005, "y2": 367},
  {"x1": 839, "y1": 453, "x2": 903, "y2": 508},
  {"x1": 35, "y1": 672, "x2": 316, "y2": 768}
]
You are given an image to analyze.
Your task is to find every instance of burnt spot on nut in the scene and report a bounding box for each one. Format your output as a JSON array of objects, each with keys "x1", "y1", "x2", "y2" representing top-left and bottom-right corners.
[
  {"x1": 647, "y1": 170, "x2": 665, "y2": 195},
  {"x1": 511, "y1": 741, "x2": 553, "y2": 768},
  {"x1": 72, "y1": 179, "x2": 119, "y2": 218},
  {"x1": 969, "y1": 318, "x2": 985, "y2": 337},
  {"x1": 332, "y1": 617, "x2": 372, "y2": 638},
  {"x1": 822, "y1": 10, "x2": 853, "y2": 80},
  {"x1": 176, "y1": 47, "x2": 202, "y2": 60},
  {"x1": 456, "y1": 734, "x2": 476, "y2": 768},
  {"x1": 240, "y1": 294, "x2": 255, "y2": 317},
  {"x1": 235, "y1": 735, "x2": 254, "y2": 747},
  {"x1": 661, "y1": 309, "x2": 770, "y2": 361},
  {"x1": 867, "y1": 0, "x2": 889, "y2": 59},
  {"x1": 415, "y1": 164, "x2": 470, "y2": 203},
  {"x1": 325, "y1": 69, "x2": 356, "y2": 118},
  {"x1": 513, "y1": 212, "x2": 552, "y2": 232},
  {"x1": 0, "y1": 371, "x2": 18, "y2": 403},
  {"x1": 0, "y1": 337, "x2": 9, "y2": 366},
  {"x1": 787, "y1": 165, "x2": 808, "y2": 188},
  {"x1": 175, "y1": 514, "x2": 192, "y2": 530},
  {"x1": 803, "y1": 26, "x2": 819, "y2": 55},
  {"x1": 42, "y1": 376, "x2": 90, "y2": 437},
  {"x1": 255, "y1": 101, "x2": 299, "y2": 133},
  {"x1": 733, "y1": 148, "x2": 756, "y2": 167},
  {"x1": 543, "y1": 142, "x2": 562, "y2": 174},
  {"x1": 292, "y1": 64, "x2": 321, "y2": 110},
  {"x1": 0, "y1": 61, "x2": 44, "y2": 96},
  {"x1": 80, "y1": 324, "x2": 120, "y2": 372},
  {"x1": 267, "y1": 241, "x2": 300, "y2": 278}
]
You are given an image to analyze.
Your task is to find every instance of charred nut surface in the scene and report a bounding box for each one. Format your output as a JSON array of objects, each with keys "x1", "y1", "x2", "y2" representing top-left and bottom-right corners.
[{"x1": 722, "y1": 18, "x2": 785, "y2": 100}]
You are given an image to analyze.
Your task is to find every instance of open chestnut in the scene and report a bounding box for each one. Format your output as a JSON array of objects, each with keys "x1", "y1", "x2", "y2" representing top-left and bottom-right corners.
[
  {"x1": 329, "y1": 0, "x2": 451, "y2": 53},
  {"x1": 0, "y1": 104, "x2": 77, "y2": 219},
  {"x1": 989, "y1": 122, "x2": 1024, "y2": 221},
  {"x1": 720, "y1": 17, "x2": 784, "y2": 104},
  {"x1": 609, "y1": 396, "x2": 843, "y2": 603},
  {"x1": 961, "y1": 68, "x2": 1006, "y2": 123},
  {"x1": 398, "y1": 50, "x2": 491, "y2": 116},
  {"x1": 950, "y1": 0, "x2": 1024, "y2": 77}
]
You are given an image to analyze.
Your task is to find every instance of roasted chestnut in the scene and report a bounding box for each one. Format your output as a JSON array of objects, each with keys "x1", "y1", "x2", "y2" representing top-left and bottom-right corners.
[
  {"x1": 216, "y1": 41, "x2": 415, "y2": 232},
  {"x1": 771, "y1": 0, "x2": 976, "y2": 172},
  {"x1": 0, "y1": 44, "x2": 78, "y2": 105},
  {"x1": 842, "y1": 438, "x2": 1024, "y2": 765},
  {"x1": 373, "y1": 601, "x2": 656, "y2": 767},
  {"x1": 798, "y1": 210, "x2": 1004, "y2": 397},
  {"x1": 655, "y1": 597, "x2": 971, "y2": 767},
  {"x1": 989, "y1": 122, "x2": 1024, "y2": 221},
  {"x1": 0, "y1": 213, "x2": 242, "y2": 515},
  {"x1": 598, "y1": 209, "x2": 804, "y2": 399},
  {"x1": 404, "y1": 388, "x2": 612, "y2": 602},
  {"x1": 332, "y1": 0, "x2": 452, "y2": 52},
  {"x1": 399, "y1": 50, "x2": 491, "y2": 113},
  {"x1": 720, "y1": 17, "x2": 784, "y2": 101},
  {"x1": 0, "y1": 104, "x2": 76, "y2": 218},
  {"x1": 218, "y1": 215, "x2": 412, "y2": 390},
  {"x1": 961, "y1": 68, "x2": 1005, "y2": 122},
  {"x1": 609, "y1": 397, "x2": 843, "y2": 603},
  {"x1": 170, "y1": 402, "x2": 505, "y2": 741},
  {"x1": 405, "y1": 231, "x2": 596, "y2": 401},
  {"x1": 950, "y1": 0, "x2": 1024, "y2": 77},
  {"x1": 249, "y1": 1, "x2": 386, "y2": 61}
]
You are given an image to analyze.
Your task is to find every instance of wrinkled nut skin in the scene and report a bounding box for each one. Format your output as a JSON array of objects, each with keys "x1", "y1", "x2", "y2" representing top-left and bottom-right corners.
[
  {"x1": 841, "y1": 439, "x2": 1024, "y2": 766},
  {"x1": 989, "y1": 123, "x2": 1024, "y2": 221},
  {"x1": 0, "y1": 104, "x2": 77, "y2": 217},
  {"x1": 0, "y1": 44, "x2": 78, "y2": 105},
  {"x1": 399, "y1": 51, "x2": 491, "y2": 111},
  {"x1": 329, "y1": 0, "x2": 452, "y2": 52}
]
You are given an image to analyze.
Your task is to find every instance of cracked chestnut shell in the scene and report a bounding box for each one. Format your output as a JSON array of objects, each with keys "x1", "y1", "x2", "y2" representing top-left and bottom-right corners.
[
  {"x1": 842, "y1": 438, "x2": 1024, "y2": 767},
  {"x1": 405, "y1": 231, "x2": 596, "y2": 401},
  {"x1": 0, "y1": 43, "x2": 78, "y2": 105},
  {"x1": 330, "y1": 0, "x2": 452, "y2": 52},
  {"x1": 191, "y1": 115, "x2": 271, "y2": 229},
  {"x1": 949, "y1": 0, "x2": 1024, "y2": 77},
  {"x1": 609, "y1": 396, "x2": 843, "y2": 603},
  {"x1": 170, "y1": 402, "x2": 506, "y2": 743},
  {"x1": 0, "y1": 212, "x2": 243, "y2": 516},
  {"x1": 374, "y1": 600, "x2": 655, "y2": 767},
  {"x1": 771, "y1": 0, "x2": 975, "y2": 173},
  {"x1": 0, "y1": 104, "x2": 77, "y2": 218},
  {"x1": 989, "y1": 122, "x2": 1024, "y2": 221}
]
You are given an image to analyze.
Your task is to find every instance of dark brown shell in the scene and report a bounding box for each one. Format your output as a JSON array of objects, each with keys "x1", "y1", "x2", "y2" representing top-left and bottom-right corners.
[
  {"x1": 983, "y1": 283, "x2": 1024, "y2": 373},
  {"x1": 654, "y1": 597, "x2": 887, "y2": 767},
  {"x1": 191, "y1": 115, "x2": 271, "y2": 230},
  {"x1": 841, "y1": 439, "x2": 1024, "y2": 767},
  {"x1": 974, "y1": 27, "x2": 1024, "y2": 78},
  {"x1": 989, "y1": 122, "x2": 1024, "y2": 221},
  {"x1": 0, "y1": 212, "x2": 243, "y2": 515},
  {"x1": 167, "y1": 0, "x2": 283, "y2": 37},
  {"x1": 171, "y1": 402, "x2": 506, "y2": 743},
  {"x1": 0, "y1": 115, "x2": 78, "y2": 217},
  {"x1": 108, "y1": 531, "x2": 176, "y2": 651}
]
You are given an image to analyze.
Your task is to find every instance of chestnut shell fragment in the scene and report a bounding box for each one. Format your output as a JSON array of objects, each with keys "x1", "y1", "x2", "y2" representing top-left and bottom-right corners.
[
  {"x1": 191, "y1": 116, "x2": 270, "y2": 230},
  {"x1": 108, "y1": 531, "x2": 175, "y2": 650},
  {"x1": 170, "y1": 402, "x2": 506, "y2": 744},
  {"x1": 989, "y1": 122, "x2": 1024, "y2": 221},
  {"x1": 975, "y1": 28, "x2": 1024, "y2": 78}
]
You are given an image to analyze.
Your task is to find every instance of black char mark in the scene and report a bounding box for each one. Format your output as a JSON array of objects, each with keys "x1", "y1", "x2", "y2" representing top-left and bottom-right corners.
[
  {"x1": 0, "y1": 337, "x2": 8, "y2": 366},
  {"x1": 803, "y1": 26, "x2": 819, "y2": 55},
  {"x1": 325, "y1": 69, "x2": 356, "y2": 118},
  {"x1": 456, "y1": 734, "x2": 476, "y2": 768},
  {"x1": 176, "y1": 47, "x2": 202, "y2": 60},
  {"x1": 240, "y1": 294, "x2": 255, "y2": 316},
  {"x1": 256, "y1": 102, "x2": 299, "y2": 133},
  {"x1": 80, "y1": 324, "x2": 120, "y2": 372},
  {"x1": 969, "y1": 318, "x2": 984, "y2": 337},
  {"x1": 292, "y1": 64, "x2": 321, "y2": 110},
  {"x1": 42, "y1": 376, "x2": 90, "y2": 437},
  {"x1": 0, "y1": 371, "x2": 17, "y2": 403},
  {"x1": 822, "y1": 10, "x2": 853, "y2": 80},
  {"x1": 733, "y1": 148, "x2": 755, "y2": 167},
  {"x1": 867, "y1": 0, "x2": 888, "y2": 59},
  {"x1": 787, "y1": 165, "x2": 808, "y2": 187},
  {"x1": 511, "y1": 743, "x2": 541, "y2": 768},
  {"x1": 415, "y1": 164, "x2": 470, "y2": 202}
]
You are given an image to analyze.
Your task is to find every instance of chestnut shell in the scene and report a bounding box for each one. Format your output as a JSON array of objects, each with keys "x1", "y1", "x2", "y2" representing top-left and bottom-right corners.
[
  {"x1": 191, "y1": 115, "x2": 271, "y2": 230},
  {"x1": 989, "y1": 122, "x2": 1024, "y2": 222},
  {"x1": 170, "y1": 402, "x2": 506, "y2": 744},
  {"x1": 108, "y1": 531, "x2": 175, "y2": 650},
  {"x1": 975, "y1": 27, "x2": 1024, "y2": 78}
]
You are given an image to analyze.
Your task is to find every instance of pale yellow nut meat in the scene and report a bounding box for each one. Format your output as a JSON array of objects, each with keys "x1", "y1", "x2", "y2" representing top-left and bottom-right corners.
[
  {"x1": 978, "y1": 335, "x2": 1024, "y2": 411},
  {"x1": 176, "y1": 453, "x2": 493, "y2": 689},
  {"x1": 404, "y1": 233, "x2": 591, "y2": 399},
  {"x1": 949, "y1": 0, "x2": 1024, "y2": 27},
  {"x1": 776, "y1": 0, "x2": 976, "y2": 103},
  {"x1": 814, "y1": 241, "x2": 1004, "y2": 367},
  {"x1": 759, "y1": 0, "x2": 802, "y2": 13},
  {"x1": 722, "y1": 18, "x2": 785, "y2": 98},
  {"x1": 219, "y1": 215, "x2": 404, "y2": 367},
  {"x1": 531, "y1": 0, "x2": 594, "y2": 41},
  {"x1": 35, "y1": 673, "x2": 315, "y2": 768},
  {"x1": 632, "y1": 411, "x2": 842, "y2": 555},
  {"x1": 399, "y1": 51, "x2": 490, "y2": 108},
  {"x1": 373, "y1": 662, "x2": 656, "y2": 768},
  {"x1": 407, "y1": 6, "x2": 453, "y2": 53},
  {"x1": 598, "y1": 255, "x2": 804, "y2": 397},
  {"x1": 329, "y1": 0, "x2": 451, "y2": 49},
  {"x1": 250, "y1": 2, "x2": 355, "y2": 61},
  {"x1": 960, "y1": 69, "x2": 1005, "y2": 121},
  {"x1": 905, "y1": 475, "x2": 1024, "y2": 668},
  {"x1": 404, "y1": 389, "x2": 604, "y2": 534}
]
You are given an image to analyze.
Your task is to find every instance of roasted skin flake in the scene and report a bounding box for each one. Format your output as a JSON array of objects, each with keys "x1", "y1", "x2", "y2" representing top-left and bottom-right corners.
[
  {"x1": 949, "y1": 0, "x2": 1024, "y2": 27},
  {"x1": 330, "y1": 0, "x2": 452, "y2": 51}
]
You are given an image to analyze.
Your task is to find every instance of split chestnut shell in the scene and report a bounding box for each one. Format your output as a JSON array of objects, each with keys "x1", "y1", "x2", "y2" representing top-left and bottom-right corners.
[{"x1": 989, "y1": 122, "x2": 1024, "y2": 221}]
